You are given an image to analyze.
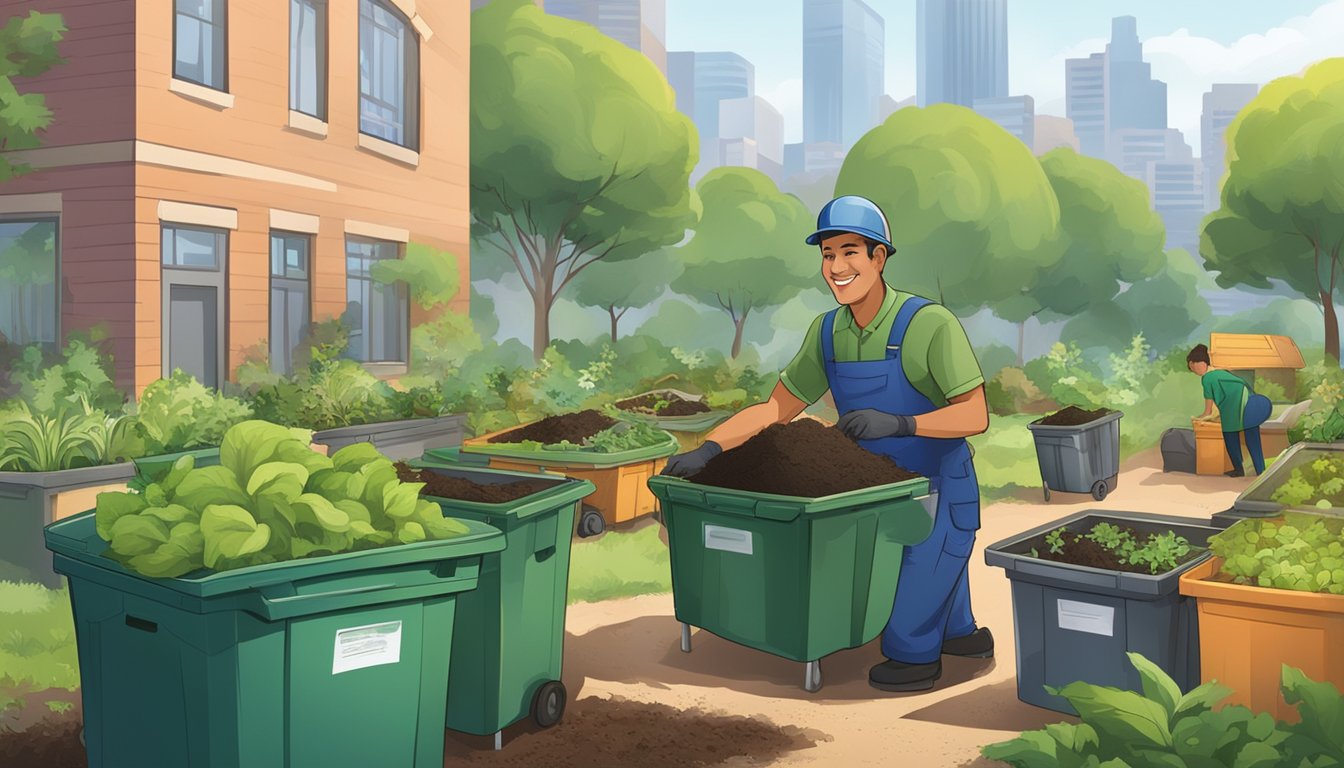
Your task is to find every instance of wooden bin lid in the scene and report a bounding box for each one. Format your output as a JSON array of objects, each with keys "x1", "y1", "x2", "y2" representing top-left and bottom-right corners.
[{"x1": 1209, "y1": 333, "x2": 1305, "y2": 370}]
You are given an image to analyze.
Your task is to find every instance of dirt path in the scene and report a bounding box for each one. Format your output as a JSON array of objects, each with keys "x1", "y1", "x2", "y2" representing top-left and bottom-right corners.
[{"x1": 447, "y1": 451, "x2": 1248, "y2": 767}]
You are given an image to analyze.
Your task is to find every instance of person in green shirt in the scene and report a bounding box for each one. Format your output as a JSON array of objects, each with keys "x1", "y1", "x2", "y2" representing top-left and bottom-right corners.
[
  {"x1": 1187, "y1": 344, "x2": 1266, "y2": 476},
  {"x1": 661, "y1": 195, "x2": 992, "y2": 693}
]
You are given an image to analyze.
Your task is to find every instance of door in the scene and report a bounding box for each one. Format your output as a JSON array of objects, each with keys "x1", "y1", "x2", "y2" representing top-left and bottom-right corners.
[
  {"x1": 270, "y1": 232, "x2": 312, "y2": 375},
  {"x1": 161, "y1": 224, "x2": 227, "y2": 388},
  {"x1": 168, "y1": 284, "x2": 219, "y2": 386}
]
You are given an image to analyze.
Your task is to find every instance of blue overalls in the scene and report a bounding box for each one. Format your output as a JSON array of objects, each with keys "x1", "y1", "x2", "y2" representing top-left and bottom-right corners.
[{"x1": 821, "y1": 296, "x2": 981, "y2": 665}]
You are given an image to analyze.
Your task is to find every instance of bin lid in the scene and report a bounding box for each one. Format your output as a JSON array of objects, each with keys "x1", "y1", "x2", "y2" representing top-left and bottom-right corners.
[{"x1": 1209, "y1": 333, "x2": 1305, "y2": 371}]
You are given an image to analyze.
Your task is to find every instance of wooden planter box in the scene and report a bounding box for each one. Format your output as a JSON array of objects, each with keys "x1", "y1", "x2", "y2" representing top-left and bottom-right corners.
[
  {"x1": 1178, "y1": 557, "x2": 1344, "y2": 722},
  {"x1": 1191, "y1": 421, "x2": 1289, "y2": 475},
  {"x1": 0, "y1": 463, "x2": 136, "y2": 587},
  {"x1": 313, "y1": 414, "x2": 467, "y2": 461}
]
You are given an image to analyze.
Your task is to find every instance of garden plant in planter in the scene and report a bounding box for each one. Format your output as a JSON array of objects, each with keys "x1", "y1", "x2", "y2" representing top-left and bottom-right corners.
[
  {"x1": 985, "y1": 510, "x2": 1219, "y2": 715},
  {"x1": 45, "y1": 419, "x2": 503, "y2": 768},
  {"x1": 124, "y1": 370, "x2": 253, "y2": 486},
  {"x1": 615, "y1": 388, "x2": 732, "y2": 453},
  {"x1": 1179, "y1": 512, "x2": 1344, "y2": 722}
]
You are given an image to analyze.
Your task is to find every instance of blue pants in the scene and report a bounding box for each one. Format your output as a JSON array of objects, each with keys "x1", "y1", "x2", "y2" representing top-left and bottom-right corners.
[{"x1": 1224, "y1": 428, "x2": 1265, "y2": 474}]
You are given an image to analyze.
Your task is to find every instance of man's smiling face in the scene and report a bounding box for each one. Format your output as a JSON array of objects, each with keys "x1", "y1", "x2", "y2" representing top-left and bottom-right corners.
[{"x1": 820, "y1": 232, "x2": 886, "y2": 305}]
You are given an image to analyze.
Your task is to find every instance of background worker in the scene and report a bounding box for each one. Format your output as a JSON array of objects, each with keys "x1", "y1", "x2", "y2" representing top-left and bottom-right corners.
[
  {"x1": 1187, "y1": 343, "x2": 1271, "y2": 476},
  {"x1": 661, "y1": 195, "x2": 993, "y2": 693}
]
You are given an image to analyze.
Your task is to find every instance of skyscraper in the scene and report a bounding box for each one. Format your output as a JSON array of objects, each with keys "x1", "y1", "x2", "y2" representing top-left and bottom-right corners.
[
  {"x1": 974, "y1": 95, "x2": 1034, "y2": 148},
  {"x1": 1146, "y1": 159, "x2": 1204, "y2": 256},
  {"x1": 719, "y1": 96, "x2": 785, "y2": 181},
  {"x1": 668, "y1": 51, "x2": 755, "y2": 180},
  {"x1": 1066, "y1": 17, "x2": 1166, "y2": 159},
  {"x1": 1201, "y1": 84, "x2": 1259, "y2": 212},
  {"x1": 1065, "y1": 54, "x2": 1106, "y2": 157},
  {"x1": 803, "y1": 0, "x2": 885, "y2": 149},
  {"x1": 917, "y1": 0, "x2": 1008, "y2": 108},
  {"x1": 546, "y1": 0, "x2": 666, "y2": 75}
]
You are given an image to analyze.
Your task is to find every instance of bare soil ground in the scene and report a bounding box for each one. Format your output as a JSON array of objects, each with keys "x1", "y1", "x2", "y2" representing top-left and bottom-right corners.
[{"x1": 447, "y1": 449, "x2": 1246, "y2": 767}]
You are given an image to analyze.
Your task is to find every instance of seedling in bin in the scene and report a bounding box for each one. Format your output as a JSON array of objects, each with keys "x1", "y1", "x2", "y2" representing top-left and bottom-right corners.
[{"x1": 1044, "y1": 528, "x2": 1067, "y2": 555}]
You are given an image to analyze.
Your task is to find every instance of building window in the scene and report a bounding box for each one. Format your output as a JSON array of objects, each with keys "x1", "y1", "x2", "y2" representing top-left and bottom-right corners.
[
  {"x1": 270, "y1": 232, "x2": 312, "y2": 376},
  {"x1": 174, "y1": 0, "x2": 227, "y2": 91},
  {"x1": 344, "y1": 237, "x2": 407, "y2": 364},
  {"x1": 161, "y1": 224, "x2": 227, "y2": 388},
  {"x1": 0, "y1": 217, "x2": 59, "y2": 347},
  {"x1": 290, "y1": 0, "x2": 327, "y2": 119},
  {"x1": 358, "y1": 0, "x2": 419, "y2": 150}
]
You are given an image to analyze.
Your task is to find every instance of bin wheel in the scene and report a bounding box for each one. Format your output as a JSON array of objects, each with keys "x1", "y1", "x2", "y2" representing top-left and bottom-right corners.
[
  {"x1": 532, "y1": 680, "x2": 567, "y2": 728},
  {"x1": 804, "y1": 661, "x2": 822, "y2": 693},
  {"x1": 1091, "y1": 480, "x2": 1108, "y2": 501},
  {"x1": 1043, "y1": 483, "x2": 1051, "y2": 502},
  {"x1": 577, "y1": 507, "x2": 605, "y2": 538}
]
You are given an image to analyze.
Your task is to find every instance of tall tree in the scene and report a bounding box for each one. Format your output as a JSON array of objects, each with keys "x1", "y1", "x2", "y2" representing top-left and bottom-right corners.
[
  {"x1": 1202, "y1": 57, "x2": 1344, "y2": 363},
  {"x1": 570, "y1": 248, "x2": 682, "y2": 343},
  {"x1": 0, "y1": 11, "x2": 65, "y2": 181},
  {"x1": 1115, "y1": 249, "x2": 1214, "y2": 354},
  {"x1": 834, "y1": 105, "x2": 1062, "y2": 320},
  {"x1": 470, "y1": 0, "x2": 697, "y2": 360},
  {"x1": 671, "y1": 168, "x2": 816, "y2": 358},
  {"x1": 998, "y1": 148, "x2": 1167, "y2": 364}
]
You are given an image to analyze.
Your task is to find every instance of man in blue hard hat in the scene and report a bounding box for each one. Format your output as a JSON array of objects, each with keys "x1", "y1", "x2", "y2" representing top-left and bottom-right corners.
[{"x1": 661, "y1": 195, "x2": 993, "y2": 692}]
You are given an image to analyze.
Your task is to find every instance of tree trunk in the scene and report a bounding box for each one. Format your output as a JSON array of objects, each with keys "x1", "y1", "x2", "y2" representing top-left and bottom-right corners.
[
  {"x1": 532, "y1": 289, "x2": 551, "y2": 361},
  {"x1": 730, "y1": 309, "x2": 751, "y2": 359},
  {"x1": 1323, "y1": 290, "x2": 1341, "y2": 364},
  {"x1": 1016, "y1": 321, "x2": 1026, "y2": 367},
  {"x1": 608, "y1": 305, "x2": 619, "y2": 344}
]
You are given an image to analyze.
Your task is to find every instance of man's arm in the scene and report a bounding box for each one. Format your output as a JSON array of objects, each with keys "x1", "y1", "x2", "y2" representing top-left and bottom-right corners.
[
  {"x1": 702, "y1": 381, "x2": 810, "y2": 451},
  {"x1": 911, "y1": 385, "x2": 989, "y2": 438}
]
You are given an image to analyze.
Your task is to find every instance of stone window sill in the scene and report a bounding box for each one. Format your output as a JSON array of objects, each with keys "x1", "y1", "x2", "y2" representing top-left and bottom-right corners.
[{"x1": 169, "y1": 78, "x2": 234, "y2": 110}]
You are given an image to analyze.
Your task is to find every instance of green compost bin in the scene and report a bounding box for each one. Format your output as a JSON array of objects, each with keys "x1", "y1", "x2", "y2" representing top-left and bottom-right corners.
[
  {"x1": 44, "y1": 511, "x2": 504, "y2": 768},
  {"x1": 647, "y1": 474, "x2": 934, "y2": 691},
  {"x1": 411, "y1": 462, "x2": 595, "y2": 742}
]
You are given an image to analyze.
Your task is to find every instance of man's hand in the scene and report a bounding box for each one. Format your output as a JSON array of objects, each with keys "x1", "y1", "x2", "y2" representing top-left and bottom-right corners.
[
  {"x1": 660, "y1": 441, "x2": 723, "y2": 478},
  {"x1": 836, "y1": 409, "x2": 916, "y2": 440}
]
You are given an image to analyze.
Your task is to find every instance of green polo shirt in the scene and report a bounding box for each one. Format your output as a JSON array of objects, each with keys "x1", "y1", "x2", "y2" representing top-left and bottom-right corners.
[
  {"x1": 780, "y1": 285, "x2": 985, "y2": 407},
  {"x1": 1202, "y1": 369, "x2": 1249, "y2": 432}
]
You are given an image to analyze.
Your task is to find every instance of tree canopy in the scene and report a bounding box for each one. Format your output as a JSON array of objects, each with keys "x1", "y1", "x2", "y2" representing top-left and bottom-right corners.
[
  {"x1": 0, "y1": 11, "x2": 65, "y2": 181},
  {"x1": 570, "y1": 247, "x2": 683, "y2": 342},
  {"x1": 1115, "y1": 249, "x2": 1213, "y2": 354}
]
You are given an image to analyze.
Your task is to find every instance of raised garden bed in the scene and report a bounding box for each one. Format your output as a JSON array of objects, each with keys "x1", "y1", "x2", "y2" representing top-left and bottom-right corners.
[
  {"x1": 689, "y1": 419, "x2": 920, "y2": 496},
  {"x1": 985, "y1": 510, "x2": 1218, "y2": 715},
  {"x1": 313, "y1": 413, "x2": 467, "y2": 461},
  {"x1": 487, "y1": 410, "x2": 616, "y2": 446}
]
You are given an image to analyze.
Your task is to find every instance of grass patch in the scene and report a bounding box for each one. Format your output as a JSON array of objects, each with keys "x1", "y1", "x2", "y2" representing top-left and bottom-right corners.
[
  {"x1": 568, "y1": 525, "x2": 671, "y2": 605},
  {"x1": 0, "y1": 582, "x2": 79, "y2": 715},
  {"x1": 970, "y1": 414, "x2": 1042, "y2": 502}
]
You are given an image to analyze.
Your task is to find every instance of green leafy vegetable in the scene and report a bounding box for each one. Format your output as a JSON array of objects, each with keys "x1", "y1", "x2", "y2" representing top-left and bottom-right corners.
[
  {"x1": 1269, "y1": 454, "x2": 1344, "y2": 509},
  {"x1": 1210, "y1": 514, "x2": 1344, "y2": 594}
]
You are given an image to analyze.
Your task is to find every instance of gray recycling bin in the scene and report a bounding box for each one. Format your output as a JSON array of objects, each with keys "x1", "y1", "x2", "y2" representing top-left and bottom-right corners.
[{"x1": 1027, "y1": 410, "x2": 1123, "y2": 501}]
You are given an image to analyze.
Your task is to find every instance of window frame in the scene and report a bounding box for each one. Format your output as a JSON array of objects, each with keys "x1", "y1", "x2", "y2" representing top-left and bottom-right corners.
[
  {"x1": 357, "y1": 0, "x2": 421, "y2": 151},
  {"x1": 289, "y1": 0, "x2": 329, "y2": 120},
  {"x1": 0, "y1": 215, "x2": 61, "y2": 348},
  {"x1": 269, "y1": 230, "x2": 313, "y2": 376},
  {"x1": 172, "y1": 0, "x2": 229, "y2": 92},
  {"x1": 159, "y1": 222, "x2": 229, "y2": 389},
  {"x1": 343, "y1": 235, "x2": 409, "y2": 366}
]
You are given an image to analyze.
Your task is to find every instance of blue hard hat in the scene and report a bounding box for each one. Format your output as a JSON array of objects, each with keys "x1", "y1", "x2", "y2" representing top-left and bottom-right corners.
[{"x1": 805, "y1": 196, "x2": 896, "y2": 254}]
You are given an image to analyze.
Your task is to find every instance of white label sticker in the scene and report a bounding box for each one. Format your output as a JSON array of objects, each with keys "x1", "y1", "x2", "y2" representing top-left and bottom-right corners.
[
  {"x1": 1057, "y1": 599, "x2": 1115, "y2": 637},
  {"x1": 704, "y1": 524, "x2": 753, "y2": 555},
  {"x1": 332, "y1": 620, "x2": 403, "y2": 675}
]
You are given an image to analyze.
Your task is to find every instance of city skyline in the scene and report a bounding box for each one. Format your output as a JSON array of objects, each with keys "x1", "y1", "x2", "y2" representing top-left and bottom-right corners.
[{"x1": 665, "y1": 0, "x2": 1344, "y2": 152}]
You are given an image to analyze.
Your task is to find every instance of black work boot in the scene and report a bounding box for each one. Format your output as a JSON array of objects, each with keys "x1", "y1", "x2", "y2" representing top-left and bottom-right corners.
[
  {"x1": 1225, "y1": 469, "x2": 1245, "y2": 478},
  {"x1": 942, "y1": 627, "x2": 994, "y2": 658},
  {"x1": 869, "y1": 659, "x2": 941, "y2": 692}
]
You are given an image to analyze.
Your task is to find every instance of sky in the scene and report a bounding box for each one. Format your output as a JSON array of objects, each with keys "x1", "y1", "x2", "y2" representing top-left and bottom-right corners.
[{"x1": 665, "y1": 0, "x2": 1344, "y2": 154}]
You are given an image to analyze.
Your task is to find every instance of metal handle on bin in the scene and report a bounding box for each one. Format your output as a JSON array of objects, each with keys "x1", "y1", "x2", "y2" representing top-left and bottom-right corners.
[{"x1": 917, "y1": 492, "x2": 938, "y2": 520}]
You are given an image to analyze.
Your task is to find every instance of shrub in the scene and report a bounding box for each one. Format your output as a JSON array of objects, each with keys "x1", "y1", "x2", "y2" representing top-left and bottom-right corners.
[
  {"x1": 249, "y1": 359, "x2": 401, "y2": 431},
  {"x1": 976, "y1": 343, "x2": 1018, "y2": 381},
  {"x1": 6, "y1": 337, "x2": 126, "y2": 416},
  {"x1": 129, "y1": 370, "x2": 253, "y2": 455},
  {"x1": 986, "y1": 368, "x2": 1053, "y2": 415}
]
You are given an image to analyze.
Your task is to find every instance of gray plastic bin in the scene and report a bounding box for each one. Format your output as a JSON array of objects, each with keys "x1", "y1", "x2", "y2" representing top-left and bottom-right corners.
[
  {"x1": 984, "y1": 510, "x2": 1218, "y2": 715},
  {"x1": 313, "y1": 414, "x2": 466, "y2": 461},
  {"x1": 1027, "y1": 410, "x2": 1123, "y2": 501}
]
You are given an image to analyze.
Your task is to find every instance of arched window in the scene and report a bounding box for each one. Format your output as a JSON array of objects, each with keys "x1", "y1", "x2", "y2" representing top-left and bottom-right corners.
[{"x1": 358, "y1": 0, "x2": 420, "y2": 150}]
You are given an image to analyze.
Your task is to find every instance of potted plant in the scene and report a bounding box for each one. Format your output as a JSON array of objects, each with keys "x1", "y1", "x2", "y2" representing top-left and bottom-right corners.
[
  {"x1": 124, "y1": 370, "x2": 253, "y2": 483},
  {"x1": 1179, "y1": 511, "x2": 1344, "y2": 723},
  {"x1": 984, "y1": 510, "x2": 1220, "y2": 715}
]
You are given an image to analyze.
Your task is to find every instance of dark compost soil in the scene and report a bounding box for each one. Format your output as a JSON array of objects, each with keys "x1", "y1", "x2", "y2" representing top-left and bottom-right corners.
[
  {"x1": 616, "y1": 393, "x2": 712, "y2": 417},
  {"x1": 1037, "y1": 405, "x2": 1114, "y2": 427},
  {"x1": 487, "y1": 410, "x2": 616, "y2": 446},
  {"x1": 395, "y1": 463, "x2": 558, "y2": 503},
  {"x1": 687, "y1": 419, "x2": 920, "y2": 497},
  {"x1": 0, "y1": 715, "x2": 85, "y2": 768},
  {"x1": 443, "y1": 695, "x2": 822, "y2": 768},
  {"x1": 1020, "y1": 524, "x2": 1203, "y2": 575}
]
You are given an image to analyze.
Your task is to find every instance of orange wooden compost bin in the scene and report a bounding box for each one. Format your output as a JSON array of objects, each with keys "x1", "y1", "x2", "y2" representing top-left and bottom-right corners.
[{"x1": 1178, "y1": 557, "x2": 1344, "y2": 723}]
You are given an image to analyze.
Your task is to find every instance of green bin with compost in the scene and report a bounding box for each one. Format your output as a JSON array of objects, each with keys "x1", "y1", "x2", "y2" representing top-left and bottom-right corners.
[
  {"x1": 397, "y1": 461, "x2": 594, "y2": 747},
  {"x1": 43, "y1": 421, "x2": 505, "y2": 768},
  {"x1": 647, "y1": 419, "x2": 934, "y2": 691}
]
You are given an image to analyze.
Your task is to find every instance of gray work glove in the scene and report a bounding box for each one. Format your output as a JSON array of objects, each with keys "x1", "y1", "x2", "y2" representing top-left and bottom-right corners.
[
  {"x1": 836, "y1": 409, "x2": 916, "y2": 440},
  {"x1": 660, "y1": 441, "x2": 723, "y2": 477}
]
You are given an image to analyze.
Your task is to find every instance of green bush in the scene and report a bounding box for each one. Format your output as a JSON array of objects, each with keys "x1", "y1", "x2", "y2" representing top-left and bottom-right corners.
[
  {"x1": 5, "y1": 336, "x2": 126, "y2": 416},
  {"x1": 981, "y1": 653, "x2": 1344, "y2": 767},
  {"x1": 128, "y1": 370, "x2": 253, "y2": 455},
  {"x1": 976, "y1": 342, "x2": 1018, "y2": 381},
  {"x1": 986, "y1": 367, "x2": 1053, "y2": 416}
]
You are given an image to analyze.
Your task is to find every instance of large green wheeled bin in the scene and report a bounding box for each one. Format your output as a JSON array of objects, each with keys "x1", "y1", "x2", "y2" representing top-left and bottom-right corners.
[
  {"x1": 647, "y1": 474, "x2": 934, "y2": 692},
  {"x1": 44, "y1": 510, "x2": 503, "y2": 768},
  {"x1": 413, "y1": 463, "x2": 594, "y2": 750}
]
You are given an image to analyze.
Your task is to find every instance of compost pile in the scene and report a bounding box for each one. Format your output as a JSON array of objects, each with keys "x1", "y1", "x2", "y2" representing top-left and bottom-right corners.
[
  {"x1": 616, "y1": 393, "x2": 712, "y2": 417},
  {"x1": 0, "y1": 716, "x2": 85, "y2": 768},
  {"x1": 395, "y1": 463, "x2": 557, "y2": 504},
  {"x1": 1037, "y1": 406, "x2": 1113, "y2": 427},
  {"x1": 488, "y1": 410, "x2": 617, "y2": 445},
  {"x1": 688, "y1": 419, "x2": 919, "y2": 497},
  {"x1": 1022, "y1": 522, "x2": 1203, "y2": 575}
]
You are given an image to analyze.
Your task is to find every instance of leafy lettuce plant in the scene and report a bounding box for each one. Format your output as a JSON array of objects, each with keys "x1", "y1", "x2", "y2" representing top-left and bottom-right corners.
[
  {"x1": 129, "y1": 370, "x2": 253, "y2": 455},
  {"x1": 981, "y1": 653, "x2": 1344, "y2": 768},
  {"x1": 94, "y1": 420, "x2": 468, "y2": 578},
  {"x1": 1210, "y1": 513, "x2": 1344, "y2": 594}
]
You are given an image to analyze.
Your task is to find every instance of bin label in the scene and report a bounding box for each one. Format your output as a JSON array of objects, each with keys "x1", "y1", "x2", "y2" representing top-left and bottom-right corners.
[
  {"x1": 704, "y1": 524, "x2": 753, "y2": 555},
  {"x1": 332, "y1": 620, "x2": 403, "y2": 675},
  {"x1": 1056, "y1": 599, "x2": 1114, "y2": 637}
]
